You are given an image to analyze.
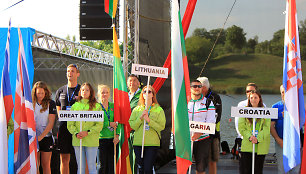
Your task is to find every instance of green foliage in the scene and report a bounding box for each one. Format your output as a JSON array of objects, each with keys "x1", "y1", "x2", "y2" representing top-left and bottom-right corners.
[
  {"x1": 185, "y1": 36, "x2": 212, "y2": 63},
  {"x1": 80, "y1": 40, "x2": 113, "y2": 53},
  {"x1": 246, "y1": 36, "x2": 258, "y2": 53},
  {"x1": 192, "y1": 28, "x2": 210, "y2": 38},
  {"x1": 225, "y1": 25, "x2": 246, "y2": 50}
]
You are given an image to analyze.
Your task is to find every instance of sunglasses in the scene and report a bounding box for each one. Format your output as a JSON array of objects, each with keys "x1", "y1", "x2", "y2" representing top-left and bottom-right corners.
[
  {"x1": 191, "y1": 85, "x2": 202, "y2": 88},
  {"x1": 69, "y1": 64, "x2": 79, "y2": 70},
  {"x1": 143, "y1": 90, "x2": 152, "y2": 94}
]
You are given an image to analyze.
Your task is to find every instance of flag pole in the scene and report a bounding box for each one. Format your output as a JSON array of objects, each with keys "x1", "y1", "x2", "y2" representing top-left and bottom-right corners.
[
  {"x1": 80, "y1": 121, "x2": 83, "y2": 174},
  {"x1": 252, "y1": 118, "x2": 255, "y2": 174},
  {"x1": 114, "y1": 124, "x2": 117, "y2": 174},
  {"x1": 188, "y1": 132, "x2": 194, "y2": 174},
  {"x1": 141, "y1": 76, "x2": 151, "y2": 158}
]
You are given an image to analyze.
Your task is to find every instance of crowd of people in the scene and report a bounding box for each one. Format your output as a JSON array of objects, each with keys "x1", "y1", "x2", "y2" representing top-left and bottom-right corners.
[{"x1": 31, "y1": 63, "x2": 301, "y2": 174}]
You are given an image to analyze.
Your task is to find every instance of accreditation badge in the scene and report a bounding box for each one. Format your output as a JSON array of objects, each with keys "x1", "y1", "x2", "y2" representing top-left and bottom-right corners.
[
  {"x1": 108, "y1": 126, "x2": 114, "y2": 132},
  {"x1": 145, "y1": 122, "x2": 150, "y2": 131}
]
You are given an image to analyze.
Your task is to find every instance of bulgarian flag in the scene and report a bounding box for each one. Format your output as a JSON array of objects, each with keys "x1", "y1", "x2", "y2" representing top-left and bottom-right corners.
[
  {"x1": 171, "y1": 0, "x2": 192, "y2": 174},
  {"x1": 113, "y1": 27, "x2": 132, "y2": 174},
  {"x1": 105, "y1": 0, "x2": 118, "y2": 18}
]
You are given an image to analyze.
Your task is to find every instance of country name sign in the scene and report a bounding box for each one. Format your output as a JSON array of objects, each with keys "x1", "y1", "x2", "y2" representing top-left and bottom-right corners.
[
  {"x1": 189, "y1": 121, "x2": 216, "y2": 134},
  {"x1": 231, "y1": 107, "x2": 278, "y2": 119},
  {"x1": 131, "y1": 63, "x2": 168, "y2": 78},
  {"x1": 58, "y1": 110, "x2": 104, "y2": 121}
]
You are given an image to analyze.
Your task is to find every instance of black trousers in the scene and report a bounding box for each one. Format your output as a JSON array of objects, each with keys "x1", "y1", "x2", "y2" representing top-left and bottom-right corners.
[
  {"x1": 239, "y1": 152, "x2": 266, "y2": 174},
  {"x1": 134, "y1": 146, "x2": 159, "y2": 174},
  {"x1": 98, "y1": 139, "x2": 118, "y2": 174}
]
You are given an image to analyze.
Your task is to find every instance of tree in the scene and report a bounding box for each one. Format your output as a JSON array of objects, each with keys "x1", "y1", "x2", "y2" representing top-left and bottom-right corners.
[
  {"x1": 225, "y1": 25, "x2": 246, "y2": 50},
  {"x1": 270, "y1": 29, "x2": 284, "y2": 57},
  {"x1": 185, "y1": 36, "x2": 212, "y2": 63},
  {"x1": 209, "y1": 28, "x2": 226, "y2": 45},
  {"x1": 299, "y1": 19, "x2": 306, "y2": 59},
  {"x1": 192, "y1": 28, "x2": 210, "y2": 39},
  {"x1": 80, "y1": 40, "x2": 113, "y2": 53},
  {"x1": 246, "y1": 36, "x2": 258, "y2": 53}
]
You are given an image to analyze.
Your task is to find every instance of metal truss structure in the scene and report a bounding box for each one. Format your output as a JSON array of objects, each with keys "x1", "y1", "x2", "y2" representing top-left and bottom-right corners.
[
  {"x1": 32, "y1": 30, "x2": 114, "y2": 70},
  {"x1": 123, "y1": 0, "x2": 138, "y2": 76}
]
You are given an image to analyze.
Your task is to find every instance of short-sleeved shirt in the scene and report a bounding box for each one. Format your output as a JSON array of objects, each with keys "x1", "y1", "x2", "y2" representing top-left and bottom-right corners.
[
  {"x1": 55, "y1": 84, "x2": 81, "y2": 111},
  {"x1": 34, "y1": 100, "x2": 57, "y2": 137},
  {"x1": 272, "y1": 101, "x2": 284, "y2": 139}
]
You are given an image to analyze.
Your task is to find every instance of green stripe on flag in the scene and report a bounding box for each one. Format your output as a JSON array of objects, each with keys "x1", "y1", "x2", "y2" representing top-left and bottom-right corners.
[{"x1": 174, "y1": 79, "x2": 192, "y2": 160}]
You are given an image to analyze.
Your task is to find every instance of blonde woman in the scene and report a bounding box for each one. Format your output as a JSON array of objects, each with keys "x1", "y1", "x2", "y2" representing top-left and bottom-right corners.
[{"x1": 97, "y1": 84, "x2": 119, "y2": 174}]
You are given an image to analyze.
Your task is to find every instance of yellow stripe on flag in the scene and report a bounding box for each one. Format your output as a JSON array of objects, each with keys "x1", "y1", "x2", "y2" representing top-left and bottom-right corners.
[{"x1": 113, "y1": 27, "x2": 121, "y2": 58}]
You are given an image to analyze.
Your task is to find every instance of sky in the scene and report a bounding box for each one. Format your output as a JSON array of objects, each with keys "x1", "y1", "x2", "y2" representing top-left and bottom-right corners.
[
  {"x1": 0, "y1": 0, "x2": 306, "y2": 42},
  {"x1": 180, "y1": 0, "x2": 306, "y2": 41}
]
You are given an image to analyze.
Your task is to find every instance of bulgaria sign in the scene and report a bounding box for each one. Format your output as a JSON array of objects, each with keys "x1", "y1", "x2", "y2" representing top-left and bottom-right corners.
[
  {"x1": 189, "y1": 121, "x2": 216, "y2": 134},
  {"x1": 231, "y1": 107, "x2": 278, "y2": 119},
  {"x1": 131, "y1": 63, "x2": 168, "y2": 78},
  {"x1": 58, "y1": 111, "x2": 104, "y2": 121}
]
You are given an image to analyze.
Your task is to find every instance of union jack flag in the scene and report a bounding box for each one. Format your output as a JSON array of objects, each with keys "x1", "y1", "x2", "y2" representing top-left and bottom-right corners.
[
  {"x1": 283, "y1": 0, "x2": 305, "y2": 172},
  {"x1": 14, "y1": 28, "x2": 37, "y2": 174}
]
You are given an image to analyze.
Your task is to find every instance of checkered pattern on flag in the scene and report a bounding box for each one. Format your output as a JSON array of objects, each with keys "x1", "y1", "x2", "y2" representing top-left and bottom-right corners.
[
  {"x1": 14, "y1": 28, "x2": 37, "y2": 174},
  {"x1": 282, "y1": 0, "x2": 305, "y2": 172}
]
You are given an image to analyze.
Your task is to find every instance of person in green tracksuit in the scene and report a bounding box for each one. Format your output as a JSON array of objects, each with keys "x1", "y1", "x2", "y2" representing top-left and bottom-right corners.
[
  {"x1": 238, "y1": 90, "x2": 271, "y2": 174},
  {"x1": 129, "y1": 85, "x2": 166, "y2": 174},
  {"x1": 97, "y1": 84, "x2": 119, "y2": 174},
  {"x1": 67, "y1": 82, "x2": 103, "y2": 174},
  {"x1": 127, "y1": 74, "x2": 142, "y2": 111}
]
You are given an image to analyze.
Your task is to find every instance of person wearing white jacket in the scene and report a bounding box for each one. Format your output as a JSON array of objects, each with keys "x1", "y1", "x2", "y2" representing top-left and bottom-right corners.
[{"x1": 188, "y1": 80, "x2": 216, "y2": 174}]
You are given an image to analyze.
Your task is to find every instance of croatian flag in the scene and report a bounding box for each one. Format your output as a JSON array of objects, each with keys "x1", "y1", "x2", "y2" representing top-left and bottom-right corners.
[
  {"x1": 14, "y1": 28, "x2": 37, "y2": 174},
  {"x1": 0, "y1": 19, "x2": 14, "y2": 174},
  {"x1": 282, "y1": 0, "x2": 305, "y2": 172}
]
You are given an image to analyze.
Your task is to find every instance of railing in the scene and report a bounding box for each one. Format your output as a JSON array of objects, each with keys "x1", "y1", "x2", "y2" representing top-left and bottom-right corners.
[{"x1": 32, "y1": 30, "x2": 114, "y2": 67}]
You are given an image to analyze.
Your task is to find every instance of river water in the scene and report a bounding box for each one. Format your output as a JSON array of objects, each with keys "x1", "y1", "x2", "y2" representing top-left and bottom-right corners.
[{"x1": 220, "y1": 94, "x2": 283, "y2": 153}]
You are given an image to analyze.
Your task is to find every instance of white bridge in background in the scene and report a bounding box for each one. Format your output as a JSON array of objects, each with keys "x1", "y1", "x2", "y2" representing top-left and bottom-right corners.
[{"x1": 32, "y1": 30, "x2": 114, "y2": 71}]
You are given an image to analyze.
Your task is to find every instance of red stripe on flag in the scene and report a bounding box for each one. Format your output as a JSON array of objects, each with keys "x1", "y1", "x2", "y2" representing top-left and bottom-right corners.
[
  {"x1": 183, "y1": 56, "x2": 191, "y2": 102},
  {"x1": 104, "y1": 0, "x2": 110, "y2": 14},
  {"x1": 176, "y1": 156, "x2": 192, "y2": 174}
]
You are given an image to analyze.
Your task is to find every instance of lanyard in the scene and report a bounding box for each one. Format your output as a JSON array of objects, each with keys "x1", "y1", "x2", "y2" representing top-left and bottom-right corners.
[
  {"x1": 148, "y1": 105, "x2": 152, "y2": 115},
  {"x1": 206, "y1": 91, "x2": 212, "y2": 99},
  {"x1": 101, "y1": 103, "x2": 111, "y2": 125},
  {"x1": 129, "y1": 88, "x2": 140, "y2": 101},
  {"x1": 67, "y1": 84, "x2": 78, "y2": 105}
]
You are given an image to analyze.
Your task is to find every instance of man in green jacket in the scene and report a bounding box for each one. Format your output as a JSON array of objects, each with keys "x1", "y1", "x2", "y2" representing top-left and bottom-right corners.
[
  {"x1": 127, "y1": 74, "x2": 141, "y2": 111},
  {"x1": 127, "y1": 74, "x2": 141, "y2": 174}
]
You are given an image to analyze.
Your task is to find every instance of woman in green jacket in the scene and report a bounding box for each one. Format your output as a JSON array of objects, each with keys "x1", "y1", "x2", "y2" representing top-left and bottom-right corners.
[
  {"x1": 238, "y1": 90, "x2": 271, "y2": 174},
  {"x1": 97, "y1": 84, "x2": 119, "y2": 174},
  {"x1": 129, "y1": 85, "x2": 166, "y2": 174},
  {"x1": 67, "y1": 82, "x2": 103, "y2": 174}
]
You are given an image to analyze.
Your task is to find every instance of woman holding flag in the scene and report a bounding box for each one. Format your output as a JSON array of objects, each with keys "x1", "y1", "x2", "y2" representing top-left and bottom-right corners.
[
  {"x1": 238, "y1": 90, "x2": 271, "y2": 174},
  {"x1": 67, "y1": 82, "x2": 103, "y2": 174},
  {"x1": 129, "y1": 85, "x2": 166, "y2": 174},
  {"x1": 32, "y1": 81, "x2": 56, "y2": 174},
  {"x1": 97, "y1": 84, "x2": 119, "y2": 174}
]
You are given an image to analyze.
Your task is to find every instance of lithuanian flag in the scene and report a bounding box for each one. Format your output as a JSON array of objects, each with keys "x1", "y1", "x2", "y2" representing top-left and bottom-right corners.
[
  {"x1": 105, "y1": 0, "x2": 118, "y2": 18},
  {"x1": 113, "y1": 27, "x2": 132, "y2": 174},
  {"x1": 171, "y1": 0, "x2": 192, "y2": 173}
]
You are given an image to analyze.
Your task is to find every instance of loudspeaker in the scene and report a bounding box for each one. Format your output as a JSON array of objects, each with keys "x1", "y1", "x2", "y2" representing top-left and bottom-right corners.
[{"x1": 80, "y1": 0, "x2": 114, "y2": 40}]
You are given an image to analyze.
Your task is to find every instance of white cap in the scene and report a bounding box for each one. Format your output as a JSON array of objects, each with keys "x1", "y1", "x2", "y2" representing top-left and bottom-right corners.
[{"x1": 197, "y1": 77, "x2": 210, "y2": 89}]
